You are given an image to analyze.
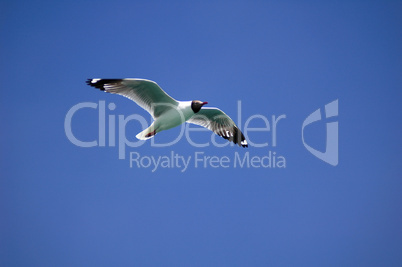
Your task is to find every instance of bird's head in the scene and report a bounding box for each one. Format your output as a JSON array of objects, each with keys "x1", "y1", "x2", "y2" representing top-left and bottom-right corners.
[{"x1": 191, "y1": 100, "x2": 208, "y2": 113}]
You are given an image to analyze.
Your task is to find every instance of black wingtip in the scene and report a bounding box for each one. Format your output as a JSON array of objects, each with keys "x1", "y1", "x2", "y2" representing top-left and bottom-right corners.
[
  {"x1": 231, "y1": 126, "x2": 248, "y2": 148},
  {"x1": 218, "y1": 126, "x2": 248, "y2": 148},
  {"x1": 85, "y1": 79, "x2": 124, "y2": 91}
]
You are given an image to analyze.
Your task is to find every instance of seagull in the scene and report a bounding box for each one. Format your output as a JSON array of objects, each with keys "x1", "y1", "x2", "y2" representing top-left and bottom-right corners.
[{"x1": 86, "y1": 78, "x2": 248, "y2": 147}]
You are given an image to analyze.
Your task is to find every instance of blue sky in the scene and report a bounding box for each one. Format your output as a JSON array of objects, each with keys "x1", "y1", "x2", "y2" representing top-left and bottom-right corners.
[{"x1": 1, "y1": 1, "x2": 401, "y2": 266}]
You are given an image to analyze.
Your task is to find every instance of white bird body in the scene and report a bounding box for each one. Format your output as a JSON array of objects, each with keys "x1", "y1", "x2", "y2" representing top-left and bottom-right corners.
[
  {"x1": 136, "y1": 101, "x2": 194, "y2": 140},
  {"x1": 86, "y1": 78, "x2": 248, "y2": 147}
]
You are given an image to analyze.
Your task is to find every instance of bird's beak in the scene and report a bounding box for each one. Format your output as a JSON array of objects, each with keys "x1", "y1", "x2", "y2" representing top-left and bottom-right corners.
[{"x1": 202, "y1": 102, "x2": 208, "y2": 105}]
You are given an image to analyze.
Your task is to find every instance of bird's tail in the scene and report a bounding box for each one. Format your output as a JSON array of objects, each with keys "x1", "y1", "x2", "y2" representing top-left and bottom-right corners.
[{"x1": 136, "y1": 124, "x2": 157, "y2": 140}]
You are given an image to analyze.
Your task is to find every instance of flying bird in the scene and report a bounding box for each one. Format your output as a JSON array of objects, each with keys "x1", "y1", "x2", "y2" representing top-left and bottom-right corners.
[{"x1": 86, "y1": 78, "x2": 248, "y2": 147}]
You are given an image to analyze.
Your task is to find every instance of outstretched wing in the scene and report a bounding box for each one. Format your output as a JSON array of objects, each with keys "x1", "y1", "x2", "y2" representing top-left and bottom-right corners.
[
  {"x1": 86, "y1": 78, "x2": 178, "y2": 118},
  {"x1": 187, "y1": 107, "x2": 248, "y2": 147}
]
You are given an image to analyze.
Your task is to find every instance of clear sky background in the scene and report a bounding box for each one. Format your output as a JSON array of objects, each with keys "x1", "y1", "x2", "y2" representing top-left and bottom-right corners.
[{"x1": 1, "y1": 1, "x2": 401, "y2": 266}]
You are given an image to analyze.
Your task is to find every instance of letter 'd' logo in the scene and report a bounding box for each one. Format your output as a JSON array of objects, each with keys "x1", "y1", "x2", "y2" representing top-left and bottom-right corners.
[{"x1": 302, "y1": 99, "x2": 338, "y2": 166}]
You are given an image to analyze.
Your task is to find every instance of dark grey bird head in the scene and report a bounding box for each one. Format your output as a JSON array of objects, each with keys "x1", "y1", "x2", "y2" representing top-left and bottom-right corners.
[{"x1": 191, "y1": 100, "x2": 208, "y2": 113}]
